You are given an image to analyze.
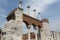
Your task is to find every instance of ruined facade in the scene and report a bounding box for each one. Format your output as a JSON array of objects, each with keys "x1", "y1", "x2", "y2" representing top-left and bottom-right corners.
[
  {"x1": 0, "y1": 7, "x2": 52, "y2": 40},
  {"x1": 0, "y1": 1, "x2": 60, "y2": 40}
]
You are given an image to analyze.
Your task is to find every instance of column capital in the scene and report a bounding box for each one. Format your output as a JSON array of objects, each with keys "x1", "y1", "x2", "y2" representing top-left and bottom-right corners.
[
  {"x1": 35, "y1": 27, "x2": 38, "y2": 40},
  {"x1": 35, "y1": 27, "x2": 38, "y2": 30},
  {"x1": 34, "y1": 27, "x2": 38, "y2": 33},
  {"x1": 27, "y1": 25, "x2": 31, "y2": 29}
]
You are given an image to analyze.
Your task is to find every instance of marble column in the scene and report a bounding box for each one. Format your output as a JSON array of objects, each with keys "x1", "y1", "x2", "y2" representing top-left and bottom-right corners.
[{"x1": 35, "y1": 27, "x2": 38, "y2": 40}]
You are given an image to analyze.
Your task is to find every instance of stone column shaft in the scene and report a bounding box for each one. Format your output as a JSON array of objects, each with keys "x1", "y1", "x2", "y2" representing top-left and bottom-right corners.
[
  {"x1": 28, "y1": 29, "x2": 30, "y2": 40},
  {"x1": 35, "y1": 27, "x2": 38, "y2": 40},
  {"x1": 35, "y1": 32, "x2": 38, "y2": 40}
]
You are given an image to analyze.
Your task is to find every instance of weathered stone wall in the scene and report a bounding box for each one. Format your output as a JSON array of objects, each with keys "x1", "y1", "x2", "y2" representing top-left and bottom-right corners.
[
  {"x1": 41, "y1": 22, "x2": 51, "y2": 40},
  {"x1": 1, "y1": 8, "x2": 23, "y2": 40},
  {"x1": 51, "y1": 31, "x2": 60, "y2": 40},
  {"x1": 1, "y1": 20, "x2": 23, "y2": 40}
]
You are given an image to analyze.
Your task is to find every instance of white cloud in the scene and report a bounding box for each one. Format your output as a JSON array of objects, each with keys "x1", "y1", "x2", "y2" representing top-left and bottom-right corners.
[
  {"x1": 30, "y1": 0, "x2": 58, "y2": 12},
  {"x1": 27, "y1": 0, "x2": 60, "y2": 32},
  {"x1": 23, "y1": 0, "x2": 58, "y2": 18},
  {"x1": 0, "y1": 8, "x2": 7, "y2": 17},
  {"x1": 0, "y1": 7, "x2": 7, "y2": 27},
  {"x1": 49, "y1": 17, "x2": 60, "y2": 32},
  {"x1": 0, "y1": 0, "x2": 7, "y2": 17}
]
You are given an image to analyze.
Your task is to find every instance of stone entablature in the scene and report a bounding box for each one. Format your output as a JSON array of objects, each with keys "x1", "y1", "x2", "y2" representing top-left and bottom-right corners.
[{"x1": 6, "y1": 7, "x2": 42, "y2": 28}]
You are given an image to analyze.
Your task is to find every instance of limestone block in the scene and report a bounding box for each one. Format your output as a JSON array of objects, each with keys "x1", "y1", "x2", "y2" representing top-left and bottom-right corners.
[
  {"x1": 15, "y1": 14, "x2": 23, "y2": 21},
  {"x1": 5, "y1": 35, "x2": 12, "y2": 40},
  {"x1": 42, "y1": 22, "x2": 50, "y2": 31},
  {"x1": 15, "y1": 8, "x2": 23, "y2": 21},
  {"x1": 15, "y1": 8, "x2": 23, "y2": 14},
  {"x1": 1, "y1": 34, "x2": 13, "y2": 40},
  {"x1": 1, "y1": 20, "x2": 15, "y2": 34},
  {"x1": 13, "y1": 35, "x2": 22, "y2": 40},
  {"x1": 1, "y1": 19, "x2": 23, "y2": 40}
]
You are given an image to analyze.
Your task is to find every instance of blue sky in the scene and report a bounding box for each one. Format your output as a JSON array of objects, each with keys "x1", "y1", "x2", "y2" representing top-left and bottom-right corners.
[{"x1": 0, "y1": 0, "x2": 60, "y2": 32}]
